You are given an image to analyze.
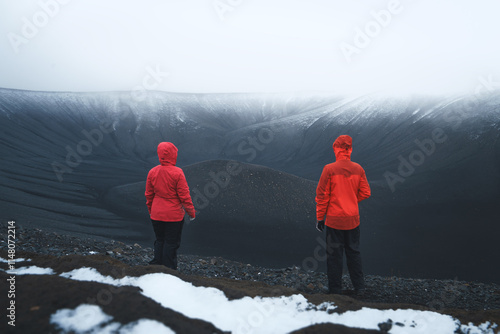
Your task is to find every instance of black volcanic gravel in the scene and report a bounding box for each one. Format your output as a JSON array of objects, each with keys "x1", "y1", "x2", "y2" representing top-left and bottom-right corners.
[{"x1": 1, "y1": 222, "x2": 499, "y2": 312}]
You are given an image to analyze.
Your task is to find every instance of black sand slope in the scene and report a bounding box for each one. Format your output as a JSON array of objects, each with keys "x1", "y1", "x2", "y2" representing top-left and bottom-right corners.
[
  {"x1": 104, "y1": 160, "x2": 318, "y2": 268},
  {"x1": 0, "y1": 88, "x2": 499, "y2": 283}
]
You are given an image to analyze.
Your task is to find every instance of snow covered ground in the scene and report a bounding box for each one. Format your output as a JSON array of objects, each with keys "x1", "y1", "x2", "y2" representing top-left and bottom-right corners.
[{"x1": 4, "y1": 260, "x2": 498, "y2": 334}]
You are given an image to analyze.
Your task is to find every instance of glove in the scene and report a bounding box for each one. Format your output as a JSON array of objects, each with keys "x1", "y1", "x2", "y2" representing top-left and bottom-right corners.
[
  {"x1": 316, "y1": 220, "x2": 325, "y2": 232},
  {"x1": 189, "y1": 216, "x2": 195, "y2": 222}
]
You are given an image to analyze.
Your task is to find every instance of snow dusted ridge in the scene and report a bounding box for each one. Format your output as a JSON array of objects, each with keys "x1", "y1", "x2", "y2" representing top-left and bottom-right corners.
[
  {"x1": 2, "y1": 259, "x2": 497, "y2": 334},
  {"x1": 1, "y1": 89, "x2": 499, "y2": 284}
]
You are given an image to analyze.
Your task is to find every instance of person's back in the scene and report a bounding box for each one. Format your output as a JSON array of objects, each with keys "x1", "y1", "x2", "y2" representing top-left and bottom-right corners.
[
  {"x1": 145, "y1": 142, "x2": 195, "y2": 269},
  {"x1": 315, "y1": 135, "x2": 370, "y2": 294},
  {"x1": 317, "y1": 159, "x2": 370, "y2": 230},
  {"x1": 147, "y1": 162, "x2": 192, "y2": 222}
]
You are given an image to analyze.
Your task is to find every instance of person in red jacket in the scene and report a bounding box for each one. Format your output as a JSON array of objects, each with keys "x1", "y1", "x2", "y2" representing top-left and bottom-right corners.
[
  {"x1": 315, "y1": 135, "x2": 371, "y2": 295},
  {"x1": 145, "y1": 142, "x2": 196, "y2": 269}
]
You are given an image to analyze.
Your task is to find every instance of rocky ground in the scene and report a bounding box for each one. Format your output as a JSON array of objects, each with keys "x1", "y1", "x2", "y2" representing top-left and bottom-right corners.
[{"x1": 1, "y1": 222, "x2": 499, "y2": 333}]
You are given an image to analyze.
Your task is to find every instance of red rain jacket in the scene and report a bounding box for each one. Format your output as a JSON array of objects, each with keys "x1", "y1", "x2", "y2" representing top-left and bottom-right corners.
[
  {"x1": 316, "y1": 135, "x2": 371, "y2": 230},
  {"x1": 145, "y1": 142, "x2": 196, "y2": 222}
]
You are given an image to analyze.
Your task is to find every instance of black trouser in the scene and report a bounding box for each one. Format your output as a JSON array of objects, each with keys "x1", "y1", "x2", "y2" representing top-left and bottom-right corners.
[
  {"x1": 151, "y1": 219, "x2": 184, "y2": 270},
  {"x1": 326, "y1": 226, "x2": 365, "y2": 293}
]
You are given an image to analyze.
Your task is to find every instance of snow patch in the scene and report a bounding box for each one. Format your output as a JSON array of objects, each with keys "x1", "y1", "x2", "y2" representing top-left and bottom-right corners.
[
  {"x1": 0, "y1": 256, "x2": 31, "y2": 263},
  {"x1": 6, "y1": 265, "x2": 54, "y2": 275},
  {"x1": 51, "y1": 304, "x2": 112, "y2": 332},
  {"x1": 59, "y1": 267, "x2": 496, "y2": 334},
  {"x1": 460, "y1": 321, "x2": 498, "y2": 334},
  {"x1": 50, "y1": 304, "x2": 174, "y2": 334}
]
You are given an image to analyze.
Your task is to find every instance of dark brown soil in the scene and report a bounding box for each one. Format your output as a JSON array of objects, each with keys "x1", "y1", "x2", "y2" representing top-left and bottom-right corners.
[{"x1": 1, "y1": 250, "x2": 499, "y2": 334}]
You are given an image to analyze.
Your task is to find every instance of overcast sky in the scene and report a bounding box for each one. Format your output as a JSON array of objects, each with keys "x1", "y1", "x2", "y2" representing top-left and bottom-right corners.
[{"x1": 1, "y1": 0, "x2": 499, "y2": 95}]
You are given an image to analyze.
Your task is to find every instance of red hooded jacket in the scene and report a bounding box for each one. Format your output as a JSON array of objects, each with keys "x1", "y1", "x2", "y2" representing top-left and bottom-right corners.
[
  {"x1": 145, "y1": 142, "x2": 196, "y2": 222},
  {"x1": 315, "y1": 135, "x2": 371, "y2": 230}
]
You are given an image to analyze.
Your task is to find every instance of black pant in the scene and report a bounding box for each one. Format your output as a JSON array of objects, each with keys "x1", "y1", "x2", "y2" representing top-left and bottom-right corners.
[
  {"x1": 151, "y1": 219, "x2": 184, "y2": 270},
  {"x1": 326, "y1": 226, "x2": 365, "y2": 293}
]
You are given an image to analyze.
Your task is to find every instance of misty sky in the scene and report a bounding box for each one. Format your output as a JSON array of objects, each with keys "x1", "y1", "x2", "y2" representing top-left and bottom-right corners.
[{"x1": 1, "y1": 0, "x2": 499, "y2": 95}]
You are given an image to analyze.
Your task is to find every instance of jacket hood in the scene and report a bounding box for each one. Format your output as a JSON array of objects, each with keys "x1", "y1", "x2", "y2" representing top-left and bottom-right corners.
[
  {"x1": 157, "y1": 142, "x2": 178, "y2": 166},
  {"x1": 333, "y1": 135, "x2": 352, "y2": 160}
]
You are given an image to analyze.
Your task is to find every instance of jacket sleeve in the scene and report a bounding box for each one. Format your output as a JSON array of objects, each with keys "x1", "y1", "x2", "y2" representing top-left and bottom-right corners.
[
  {"x1": 357, "y1": 170, "x2": 371, "y2": 202},
  {"x1": 176, "y1": 171, "x2": 196, "y2": 218},
  {"x1": 145, "y1": 170, "x2": 155, "y2": 215},
  {"x1": 315, "y1": 167, "x2": 331, "y2": 221}
]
